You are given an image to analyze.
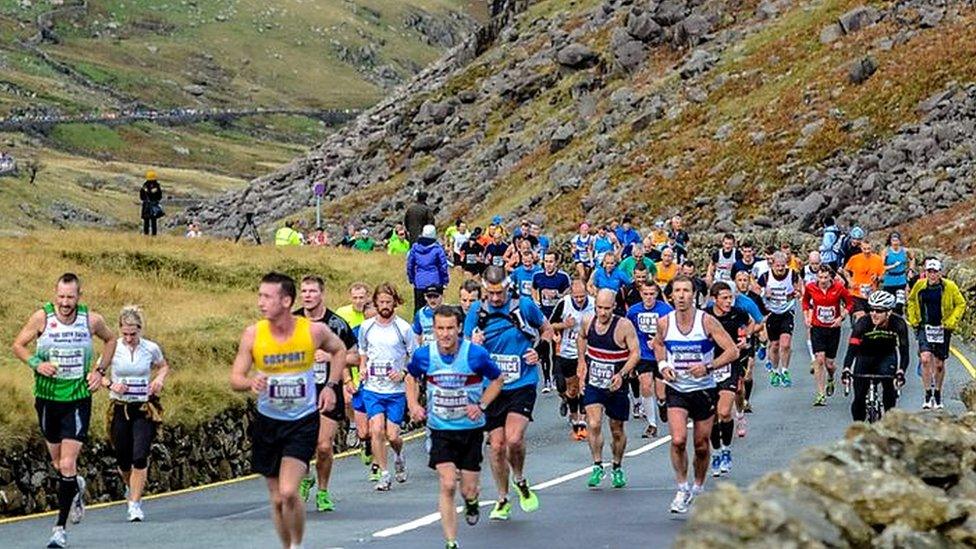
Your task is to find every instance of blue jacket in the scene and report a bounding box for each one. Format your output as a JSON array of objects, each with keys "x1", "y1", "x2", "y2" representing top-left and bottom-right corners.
[{"x1": 407, "y1": 237, "x2": 449, "y2": 289}]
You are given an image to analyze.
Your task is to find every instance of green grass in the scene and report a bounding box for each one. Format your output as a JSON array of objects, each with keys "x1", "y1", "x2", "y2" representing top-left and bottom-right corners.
[{"x1": 50, "y1": 123, "x2": 125, "y2": 153}]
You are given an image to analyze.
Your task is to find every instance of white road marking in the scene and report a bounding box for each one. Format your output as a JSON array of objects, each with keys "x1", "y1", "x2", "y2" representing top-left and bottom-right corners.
[{"x1": 372, "y1": 430, "x2": 682, "y2": 538}]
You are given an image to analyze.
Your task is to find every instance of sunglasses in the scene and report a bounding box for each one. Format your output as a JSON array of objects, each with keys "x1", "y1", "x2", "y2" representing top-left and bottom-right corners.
[{"x1": 868, "y1": 308, "x2": 889, "y2": 314}]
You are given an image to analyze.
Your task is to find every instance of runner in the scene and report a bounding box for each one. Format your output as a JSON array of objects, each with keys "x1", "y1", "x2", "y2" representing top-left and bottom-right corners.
[
  {"x1": 359, "y1": 283, "x2": 417, "y2": 491},
  {"x1": 844, "y1": 240, "x2": 886, "y2": 321},
  {"x1": 12, "y1": 273, "x2": 117, "y2": 549},
  {"x1": 730, "y1": 267, "x2": 765, "y2": 433},
  {"x1": 413, "y1": 286, "x2": 445, "y2": 346},
  {"x1": 510, "y1": 250, "x2": 542, "y2": 298},
  {"x1": 104, "y1": 306, "x2": 169, "y2": 522},
  {"x1": 616, "y1": 263, "x2": 648, "y2": 315},
  {"x1": 625, "y1": 281, "x2": 673, "y2": 439},
  {"x1": 336, "y1": 282, "x2": 377, "y2": 474},
  {"x1": 906, "y1": 258, "x2": 967, "y2": 410},
  {"x1": 229, "y1": 272, "x2": 347, "y2": 549},
  {"x1": 733, "y1": 241, "x2": 759, "y2": 275},
  {"x1": 588, "y1": 253, "x2": 631, "y2": 295},
  {"x1": 294, "y1": 276, "x2": 358, "y2": 512},
  {"x1": 882, "y1": 232, "x2": 914, "y2": 315},
  {"x1": 531, "y1": 252, "x2": 571, "y2": 393},
  {"x1": 757, "y1": 252, "x2": 801, "y2": 388},
  {"x1": 706, "y1": 233, "x2": 742, "y2": 286},
  {"x1": 618, "y1": 243, "x2": 658, "y2": 281},
  {"x1": 484, "y1": 228, "x2": 509, "y2": 270},
  {"x1": 550, "y1": 281, "x2": 595, "y2": 440},
  {"x1": 406, "y1": 305, "x2": 505, "y2": 549},
  {"x1": 458, "y1": 279, "x2": 483, "y2": 316},
  {"x1": 571, "y1": 223, "x2": 596, "y2": 281},
  {"x1": 450, "y1": 222, "x2": 471, "y2": 273},
  {"x1": 706, "y1": 282, "x2": 754, "y2": 478},
  {"x1": 653, "y1": 276, "x2": 738, "y2": 514},
  {"x1": 593, "y1": 226, "x2": 618, "y2": 265},
  {"x1": 464, "y1": 266, "x2": 553, "y2": 520},
  {"x1": 577, "y1": 290, "x2": 640, "y2": 488},
  {"x1": 460, "y1": 228, "x2": 487, "y2": 280},
  {"x1": 801, "y1": 266, "x2": 852, "y2": 406},
  {"x1": 654, "y1": 247, "x2": 679, "y2": 288},
  {"x1": 668, "y1": 215, "x2": 690, "y2": 255},
  {"x1": 842, "y1": 291, "x2": 908, "y2": 421}
]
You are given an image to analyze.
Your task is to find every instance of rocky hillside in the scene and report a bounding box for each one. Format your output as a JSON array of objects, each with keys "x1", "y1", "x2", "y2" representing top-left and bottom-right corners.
[{"x1": 181, "y1": 0, "x2": 976, "y2": 244}]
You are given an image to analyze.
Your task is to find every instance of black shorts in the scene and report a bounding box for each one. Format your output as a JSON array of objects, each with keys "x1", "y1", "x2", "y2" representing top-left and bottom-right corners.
[
  {"x1": 635, "y1": 359, "x2": 659, "y2": 377},
  {"x1": 555, "y1": 355, "x2": 578, "y2": 380},
  {"x1": 851, "y1": 297, "x2": 869, "y2": 314},
  {"x1": 250, "y1": 411, "x2": 319, "y2": 477},
  {"x1": 810, "y1": 326, "x2": 841, "y2": 359},
  {"x1": 315, "y1": 383, "x2": 346, "y2": 423},
  {"x1": 484, "y1": 386, "x2": 536, "y2": 432},
  {"x1": 428, "y1": 428, "x2": 484, "y2": 471},
  {"x1": 665, "y1": 386, "x2": 716, "y2": 422},
  {"x1": 582, "y1": 386, "x2": 630, "y2": 421},
  {"x1": 109, "y1": 402, "x2": 156, "y2": 471},
  {"x1": 917, "y1": 326, "x2": 951, "y2": 361},
  {"x1": 35, "y1": 397, "x2": 91, "y2": 444},
  {"x1": 766, "y1": 311, "x2": 795, "y2": 340},
  {"x1": 715, "y1": 359, "x2": 745, "y2": 393}
]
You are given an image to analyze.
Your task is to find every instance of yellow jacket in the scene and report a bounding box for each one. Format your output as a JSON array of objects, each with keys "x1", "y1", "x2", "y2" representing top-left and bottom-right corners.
[
  {"x1": 275, "y1": 227, "x2": 302, "y2": 246},
  {"x1": 906, "y1": 277, "x2": 967, "y2": 331}
]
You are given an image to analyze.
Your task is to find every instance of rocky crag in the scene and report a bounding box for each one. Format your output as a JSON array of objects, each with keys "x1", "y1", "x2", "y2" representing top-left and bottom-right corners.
[
  {"x1": 677, "y1": 382, "x2": 976, "y2": 547},
  {"x1": 178, "y1": 0, "x2": 976, "y2": 242}
]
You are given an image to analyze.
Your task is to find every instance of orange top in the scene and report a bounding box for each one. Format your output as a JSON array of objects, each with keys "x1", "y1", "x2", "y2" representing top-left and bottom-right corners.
[
  {"x1": 845, "y1": 253, "x2": 885, "y2": 299},
  {"x1": 655, "y1": 262, "x2": 679, "y2": 286}
]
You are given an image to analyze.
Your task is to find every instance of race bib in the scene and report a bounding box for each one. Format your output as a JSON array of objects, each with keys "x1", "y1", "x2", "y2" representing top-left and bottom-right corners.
[
  {"x1": 368, "y1": 360, "x2": 393, "y2": 379},
  {"x1": 816, "y1": 306, "x2": 836, "y2": 324},
  {"x1": 672, "y1": 351, "x2": 704, "y2": 381},
  {"x1": 50, "y1": 348, "x2": 85, "y2": 380},
  {"x1": 519, "y1": 280, "x2": 533, "y2": 296},
  {"x1": 713, "y1": 364, "x2": 731, "y2": 382},
  {"x1": 895, "y1": 289, "x2": 906, "y2": 305},
  {"x1": 541, "y1": 290, "x2": 560, "y2": 307},
  {"x1": 267, "y1": 374, "x2": 308, "y2": 412},
  {"x1": 767, "y1": 288, "x2": 788, "y2": 306},
  {"x1": 492, "y1": 256, "x2": 505, "y2": 267},
  {"x1": 116, "y1": 376, "x2": 149, "y2": 402},
  {"x1": 313, "y1": 361, "x2": 330, "y2": 384},
  {"x1": 925, "y1": 325, "x2": 945, "y2": 344},
  {"x1": 588, "y1": 360, "x2": 615, "y2": 389},
  {"x1": 492, "y1": 354, "x2": 521, "y2": 384},
  {"x1": 716, "y1": 265, "x2": 732, "y2": 281},
  {"x1": 465, "y1": 255, "x2": 480, "y2": 265},
  {"x1": 579, "y1": 250, "x2": 591, "y2": 262},
  {"x1": 637, "y1": 313, "x2": 659, "y2": 336},
  {"x1": 431, "y1": 387, "x2": 468, "y2": 420}
]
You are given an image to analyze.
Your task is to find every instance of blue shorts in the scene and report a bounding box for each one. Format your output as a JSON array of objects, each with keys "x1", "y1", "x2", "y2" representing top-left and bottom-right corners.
[
  {"x1": 361, "y1": 390, "x2": 407, "y2": 424},
  {"x1": 582, "y1": 386, "x2": 630, "y2": 422},
  {"x1": 351, "y1": 390, "x2": 366, "y2": 414}
]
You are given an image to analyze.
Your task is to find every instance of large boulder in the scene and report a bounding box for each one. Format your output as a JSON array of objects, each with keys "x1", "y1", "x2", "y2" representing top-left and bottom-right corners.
[
  {"x1": 626, "y1": 11, "x2": 663, "y2": 42},
  {"x1": 556, "y1": 43, "x2": 599, "y2": 69},
  {"x1": 838, "y1": 5, "x2": 880, "y2": 34}
]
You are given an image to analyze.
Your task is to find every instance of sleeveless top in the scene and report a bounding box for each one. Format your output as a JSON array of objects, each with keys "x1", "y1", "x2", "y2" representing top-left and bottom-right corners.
[
  {"x1": 762, "y1": 270, "x2": 796, "y2": 315},
  {"x1": 663, "y1": 310, "x2": 716, "y2": 392},
  {"x1": 714, "y1": 248, "x2": 738, "y2": 283},
  {"x1": 557, "y1": 295, "x2": 594, "y2": 360},
  {"x1": 425, "y1": 340, "x2": 487, "y2": 431},
  {"x1": 253, "y1": 317, "x2": 317, "y2": 421},
  {"x1": 35, "y1": 302, "x2": 94, "y2": 402},
  {"x1": 584, "y1": 315, "x2": 629, "y2": 391},
  {"x1": 883, "y1": 247, "x2": 909, "y2": 287},
  {"x1": 572, "y1": 234, "x2": 594, "y2": 263}
]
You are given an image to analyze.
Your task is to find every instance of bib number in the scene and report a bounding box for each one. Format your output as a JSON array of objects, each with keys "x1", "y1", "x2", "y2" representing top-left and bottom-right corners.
[
  {"x1": 925, "y1": 325, "x2": 945, "y2": 344},
  {"x1": 588, "y1": 360, "x2": 615, "y2": 389},
  {"x1": 267, "y1": 374, "x2": 308, "y2": 412},
  {"x1": 368, "y1": 360, "x2": 393, "y2": 379},
  {"x1": 519, "y1": 280, "x2": 533, "y2": 296},
  {"x1": 492, "y1": 256, "x2": 505, "y2": 267},
  {"x1": 466, "y1": 255, "x2": 480, "y2": 265},
  {"x1": 579, "y1": 251, "x2": 591, "y2": 262},
  {"x1": 713, "y1": 364, "x2": 731, "y2": 382},
  {"x1": 816, "y1": 306, "x2": 836, "y2": 324},
  {"x1": 116, "y1": 376, "x2": 149, "y2": 402},
  {"x1": 637, "y1": 313, "x2": 658, "y2": 336},
  {"x1": 50, "y1": 348, "x2": 85, "y2": 380},
  {"x1": 431, "y1": 387, "x2": 468, "y2": 420},
  {"x1": 492, "y1": 354, "x2": 521, "y2": 384}
]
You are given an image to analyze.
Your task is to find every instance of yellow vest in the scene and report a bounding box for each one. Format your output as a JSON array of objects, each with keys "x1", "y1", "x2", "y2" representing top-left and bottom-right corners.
[
  {"x1": 275, "y1": 227, "x2": 301, "y2": 246},
  {"x1": 253, "y1": 317, "x2": 317, "y2": 419}
]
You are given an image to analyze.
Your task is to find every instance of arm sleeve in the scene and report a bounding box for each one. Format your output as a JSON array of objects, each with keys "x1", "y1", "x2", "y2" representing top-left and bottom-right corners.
[
  {"x1": 897, "y1": 319, "x2": 910, "y2": 372},
  {"x1": 470, "y1": 346, "x2": 502, "y2": 380},
  {"x1": 843, "y1": 321, "x2": 864, "y2": 370}
]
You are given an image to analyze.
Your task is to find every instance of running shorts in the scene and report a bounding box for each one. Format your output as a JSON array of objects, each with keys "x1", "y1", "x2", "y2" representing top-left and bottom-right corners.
[
  {"x1": 766, "y1": 311, "x2": 795, "y2": 340},
  {"x1": 428, "y1": 428, "x2": 484, "y2": 471},
  {"x1": 810, "y1": 326, "x2": 841, "y2": 359},
  {"x1": 665, "y1": 386, "x2": 716, "y2": 422},
  {"x1": 917, "y1": 326, "x2": 951, "y2": 361},
  {"x1": 250, "y1": 411, "x2": 319, "y2": 477},
  {"x1": 314, "y1": 383, "x2": 346, "y2": 423},
  {"x1": 484, "y1": 386, "x2": 536, "y2": 432},
  {"x1": 581, "y1": 386, "x2": 629, "y2": 421},
  {"x1": 35, "y1": 396, "x2": 91, "y2": 444},
  {"x1": 361, "y1": 390, "x2": 407, "y2": 424}
]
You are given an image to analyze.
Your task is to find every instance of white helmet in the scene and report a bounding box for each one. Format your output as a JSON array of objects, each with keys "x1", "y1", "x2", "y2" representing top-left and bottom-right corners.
[{"x1": 867, "y1": 290, "x2": 896, "y2": 311}]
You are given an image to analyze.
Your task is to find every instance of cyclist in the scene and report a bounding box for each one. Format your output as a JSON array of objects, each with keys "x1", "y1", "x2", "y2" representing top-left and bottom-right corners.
[
  {"x1": 842, "y1": 291, "x2": 909, "y2": 422},
  {"x1": 906, "y1": 258, "x2": 967, "y2": 409}
]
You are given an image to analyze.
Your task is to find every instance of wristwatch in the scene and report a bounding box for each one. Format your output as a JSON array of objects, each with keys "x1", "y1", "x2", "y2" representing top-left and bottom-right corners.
[
  {"x1": 325, "y1": 381, "x2": 341, "y2": 390},
  {"x1": 96, "y1": 366, "x2": 107, "y2": 376},
  {"x1": 478, "y1": 401, "x2": 489, "y2": 412}
]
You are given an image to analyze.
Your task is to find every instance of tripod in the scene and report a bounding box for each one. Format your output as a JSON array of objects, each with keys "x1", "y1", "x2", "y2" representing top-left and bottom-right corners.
[{"x1": 234, "y1": 212, "x2": 262, "y2": 244}]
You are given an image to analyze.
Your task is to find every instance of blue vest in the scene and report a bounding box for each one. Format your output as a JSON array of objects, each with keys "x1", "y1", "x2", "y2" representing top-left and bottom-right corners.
[{"x1": 425, "y1": 341, "x2": 486, "y2": 431}]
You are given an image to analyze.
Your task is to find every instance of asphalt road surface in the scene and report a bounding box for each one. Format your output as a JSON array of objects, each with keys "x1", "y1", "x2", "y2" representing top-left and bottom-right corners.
[{"x1": 2, "y1": 321, "x2": 974, "y2": 549}]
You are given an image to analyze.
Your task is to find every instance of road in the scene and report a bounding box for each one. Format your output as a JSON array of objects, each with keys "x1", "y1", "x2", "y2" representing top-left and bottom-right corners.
[{"x1": 1, "y1": 320, "x2": 973, "y2": 549}]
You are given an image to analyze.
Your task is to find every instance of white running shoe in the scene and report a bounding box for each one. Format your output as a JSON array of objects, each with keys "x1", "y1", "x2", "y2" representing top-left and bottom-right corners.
[
  {"x1": 127, "y1": 501, "x2": 145, "y2": 522},
  {"x1": 394, "y1": 454, "x2": 407, "y2": 483},
  {"x1": 375, "y1": 471, "x2": 392, "y2": 491},
  {"x1": 69, "y1": 475, "x2": 86, "y2": 524},
  {"x1": 669, "y1": 486, "x2": 691, "y2": 514},
  {"x1": 47, "y1": 526, "x2": 67, "y2": 548}
]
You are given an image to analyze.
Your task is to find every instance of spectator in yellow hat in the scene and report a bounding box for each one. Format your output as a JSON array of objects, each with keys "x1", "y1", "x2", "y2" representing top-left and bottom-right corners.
[{"x1": 140, "y1": 170, "x2": 164, "y2": 236}]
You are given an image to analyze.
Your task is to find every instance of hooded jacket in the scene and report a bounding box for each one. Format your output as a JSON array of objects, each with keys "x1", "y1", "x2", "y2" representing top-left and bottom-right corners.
[{"x1": 406, "y1": 237, "x2": 449, "y2": 288}]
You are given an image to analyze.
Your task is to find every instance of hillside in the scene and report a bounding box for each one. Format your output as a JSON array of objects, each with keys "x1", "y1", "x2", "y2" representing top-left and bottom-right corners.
[
  {"x1": 181, "y1": 0, "x2": 976, "y2": 245},
  {"x1": 0, "y1": 0, "x2": 479, "y2": 232}
]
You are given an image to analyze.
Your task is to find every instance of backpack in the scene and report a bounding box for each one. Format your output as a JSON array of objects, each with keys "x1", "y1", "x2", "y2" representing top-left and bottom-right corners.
[{"x1": 475, "y1": 299, "x2": 540, "y2": 346}]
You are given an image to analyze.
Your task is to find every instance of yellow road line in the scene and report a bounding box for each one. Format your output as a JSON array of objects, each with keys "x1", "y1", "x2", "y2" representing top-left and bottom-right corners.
[
  {"x1": 950, "y1": 345, "x2": 976, "y2": 379},
  {"x1": 0, "y1": 430, "x2": 425, "y2": 526}
]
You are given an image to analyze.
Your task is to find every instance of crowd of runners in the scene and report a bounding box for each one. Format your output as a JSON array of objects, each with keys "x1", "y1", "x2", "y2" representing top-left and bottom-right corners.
[{"x1": 9, "y1": 214, "x2": 968, "y2": 549}]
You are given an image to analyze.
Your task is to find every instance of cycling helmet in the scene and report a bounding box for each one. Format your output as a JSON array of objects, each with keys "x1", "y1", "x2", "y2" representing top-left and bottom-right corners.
[
  {"x1": 867, "y1": 290, "x2": 896, "y2": 311},
  {"x1": 850, "y1": 226, "x2": 866, "y2": 239}
]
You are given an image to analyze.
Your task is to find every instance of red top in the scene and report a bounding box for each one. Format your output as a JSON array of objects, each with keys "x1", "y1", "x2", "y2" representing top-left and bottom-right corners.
[{"x1": 802, "y1": 281, "x2": 853, "y2": 328}]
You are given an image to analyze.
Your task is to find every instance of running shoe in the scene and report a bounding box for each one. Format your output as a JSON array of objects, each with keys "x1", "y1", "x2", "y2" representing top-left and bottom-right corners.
[
  {"x1": 446, "y1": 541, "x2": 459, "y2": 549},
  {"x1": 541, "y1": 383, "x2": 552, "y2": 395},
  {"x1": 769, "y1": 371, "x2": 781, "y2": 387},
  {"x1": 368, "y1": 463, "x2": 382, "y2": 482},
  {"x1": 720, "y1": 449, "x2": 731, "y2": 475},
  {"x1": 809, "y1": 361, "x2": 816, "y2": 375},
  {"x1": 577, "y1": 424, "x2": 588, "y2": 440},
  {"x1": 934, "y1": 392, "x2": 944, "y2": 410},
  {"x1": 316, "y1": 490, "x2": 335, "y2": 512},
  {"x1": 359, "y1": 447, "x2": 372, "y2": 466},
  {"x1": 559, "y1": 399, "x2": 568, "y2": 417},
  {"x1": 346, "y1": 429, "x2": 359, "y2": 449},
  {"x1": 688, "y1": 484, "x2": 704, "y2": 508},
  {"x1": 813, "y1": 393, "x2": 826, "y2": 407},
  {"x1": 127, "y1": 500, "x2": 144, "y2": 522},
  {"x1": 514, "y1": 479, "x2": 539, "y2": 512},
  {"x1": 489, "y1": 499, "x2": 512, "y2": 521},
  {"x1": 299, "y1": 476, "x2": 314, "y2": 502},
  {"x1": 781, "y1": 370, "x2": 793, "y2": 388},
  {"x1": 764, "y1": 360, "x2": 774, "y2": 372},
  {"x1": 669, "y1": 486, "x2": 691, "y2": 514},
  {"x1": 69, "y1": 475, "x2": 86, "y2": 524},
  {"x1": 586, "y1": 465, "x2": 605, "y2": 488},
  {"x1": 632, "y1": 401, "x2": 643, "y2": 419},
  {"x1": 394, "y1": 454, "x2": 408, "y2": 483},
  {"x1": 47, "y1": 526, "x2": 67, "y2": 548},
  {"x1": 642, "y1": 424, "x2": 658, "y2": 439},
  {"x1": 742, "y1": 400, "x2": 753, "y2": 413},
  {"x1": 658, "y1": 403, "x2": 668, "y2": 423},
  {"x1": 826, "y1": 378, "x2": 836, "y2": 397},
  {"x1": 375, "y1": 471, "x2": 392, "y2": 491},
  {"x1": 610, "y1": 468, "x2": 627, "y2": 488},
  {"x1": 711, "y1": 453, "x2": 722, "y2": 477},
  {"x1": 757, "y1": 346, "x2": 767, "y2": 362},
  {"x1": 464, "y1": 498, "x2": 480, "y2": 525},
  {"x1": 737, "y1": 415, "x2": 748, "y2": 438}
]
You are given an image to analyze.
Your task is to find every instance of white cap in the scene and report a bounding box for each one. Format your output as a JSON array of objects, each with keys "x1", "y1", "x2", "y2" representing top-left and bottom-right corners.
[
  {"x1": 925, "y1": 258, "x2": 942, "y2": 271},
  {"x1": 421, "y1": 224, "x2": 436, "y2": 239}
]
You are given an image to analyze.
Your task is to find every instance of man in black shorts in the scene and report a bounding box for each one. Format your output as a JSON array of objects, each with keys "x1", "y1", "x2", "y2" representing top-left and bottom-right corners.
[{"x1": 549, "y1": 280, "x2": 594, "y2": 439}]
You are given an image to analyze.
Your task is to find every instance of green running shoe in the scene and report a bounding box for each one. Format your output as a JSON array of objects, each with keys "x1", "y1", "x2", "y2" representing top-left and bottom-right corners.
[
  {"x1": 316, "y1": 489, "x2": 334, "y2": 512},
  {"x1": 446, "y1": 541, "x2": 459, "y2": 549},
  {"x1": 611, "y1": 468, "x2": 627, "y2": 488},
  {"x1": 813, "y1": 393, "x2": 827, "y2": 407},
  {"x1": 826, "y1": 378, "x2": 836, "y2": 397},
  {"x1": 299, "y1": 477, "x2": 314, "y2": 502},
  {"x1": 360, "y1": 448, "x2": 372, "y2": 466},
  {"x1": 770, "y1": 371, "x2": 782, "y2": 387},
  {"x1": 781, "y1": 369, "x2": 793, "y2": 387},
  {"x1": 514, "y1": 479, "x2": 539, "y2": 512},
  {"x1": 368, "y1": 463, "x2": 382, "y2": 482},
  {"x1": 488, "y1": 499, "x2": 512, "y2": 521},
  {"x1": 586, "y1": 465, "x2": 605, "y2": 488}
]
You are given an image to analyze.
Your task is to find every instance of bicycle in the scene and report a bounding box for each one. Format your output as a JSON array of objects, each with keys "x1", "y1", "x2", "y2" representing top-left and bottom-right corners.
[{"x1": 860, "y1": 374, "x2": 894, "y2": 423}]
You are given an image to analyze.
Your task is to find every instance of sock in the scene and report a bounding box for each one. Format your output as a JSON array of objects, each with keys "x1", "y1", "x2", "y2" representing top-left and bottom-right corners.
[
  {"x1": 594, "y1": 461, "x2": 602, "y2": 467},
  {"x1": 658, "y1": 401, "x2": 668, "y2": 423},
  {"x1": 935, "y1": 390, "x2": 942, "y2": 402},
  {"x1": 925, "y1": 389, "x2": 933, "y2": 402},
  {"x1": 57, "y1": 475, "x2": 78, "y2": 527},
  {"x1": 745, "y1": 380, "x2": 754, "y2": 400},
  {"x1": 710, "y1": 422, "x2": 721, "y2": 450},
  {"x1": 643, "y1": 396, "x2": 658, "y2": 426},
  {"x1": 567, "y1": 396, "x2": 577, "y2": 414},
  {"x1": 720, "y1": 420, "x2": 734, "y2": 447},
  {"x1": 612, "y1": 462, "x2": 621, "y2": 470},
  {"x1": 629, "y1": 377, "x2": 640, "y2": 398},
  {"x1": 363, "y1": 438, "x2": 372, "y2": 457}
]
